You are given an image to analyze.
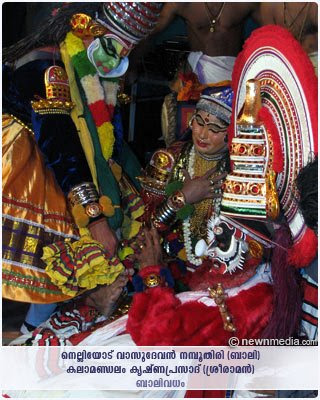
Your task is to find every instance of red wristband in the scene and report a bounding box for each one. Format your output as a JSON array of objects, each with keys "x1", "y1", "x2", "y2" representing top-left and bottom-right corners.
[
  {"x1": 138, "y1": 265, "x2": 163, "y2": 278},
  {"x1": 138, "y1": 265, "x2": 164, "y2": 288}
]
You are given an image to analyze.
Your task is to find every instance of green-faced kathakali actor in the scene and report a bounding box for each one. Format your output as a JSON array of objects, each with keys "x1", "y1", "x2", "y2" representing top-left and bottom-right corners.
[{"x1": 2, "y1": 3, "x2": 163, "y2": 307}]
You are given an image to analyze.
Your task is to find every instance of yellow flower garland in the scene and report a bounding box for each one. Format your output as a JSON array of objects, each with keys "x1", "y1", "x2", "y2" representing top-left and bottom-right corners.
[
  {"x1": 97, "y1": 122, "x2": 115, "y2": 161},
  {"x1": 65, "y1": 31, "x2": 116, "y2": 162}
]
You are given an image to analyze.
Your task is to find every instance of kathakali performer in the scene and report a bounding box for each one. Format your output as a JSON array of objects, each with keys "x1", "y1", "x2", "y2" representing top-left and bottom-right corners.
[
  {"x1": 9, "y1": 25, "x2": 317, "y2": 353},
  {"x1": 126, "y1": 25, "x2": 318, "y2": 346},
  {"x1": 4, "y1": 21, "x2": 318, "y2": 400},
  {"x1": 2, "y1": 2, "x2": 163, "y2": 328}
]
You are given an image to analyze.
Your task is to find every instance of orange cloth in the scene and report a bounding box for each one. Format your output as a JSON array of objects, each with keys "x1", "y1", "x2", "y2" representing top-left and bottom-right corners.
[{"x1": 2, "y1": 114, "x2": 77, "y2": 303}]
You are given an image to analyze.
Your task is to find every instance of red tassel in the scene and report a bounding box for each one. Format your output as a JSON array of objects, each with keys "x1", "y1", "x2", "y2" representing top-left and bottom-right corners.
[
  {"x1": 262, "y1": 224, "x2": 302, "y2": 339},
  {"x1": 288, "y1": 227, "x2": 318, "y2": 268},
  {"x1": 258, "y1": 107, "x2": 284, "y2": 173},
  {"x1": 138, "y1": 265, "x2": 162, "y2": 278}
]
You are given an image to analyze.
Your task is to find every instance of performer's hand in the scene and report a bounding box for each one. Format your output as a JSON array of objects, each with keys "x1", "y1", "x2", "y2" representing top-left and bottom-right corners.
[
  {"x1": 85, "y1": 273, "x2": 128, "y2": 317},
  {"x1": 181, "y1": 168, "x2": 227, "y2": 204},
  {"x1": 135, "y1": 227, "x2": 163, "y2": 269},
  {"x1": 88, "y1": 218, "x2": 118, "y2": 257}
]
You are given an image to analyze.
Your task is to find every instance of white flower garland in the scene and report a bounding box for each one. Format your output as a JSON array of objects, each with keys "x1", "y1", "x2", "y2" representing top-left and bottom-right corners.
[
  {"x1": 182, "y1": 146, "x2": 223, "y2": 266},
  {"x1": 102, "y1": 80, "x2": 119, "y2": 106}
]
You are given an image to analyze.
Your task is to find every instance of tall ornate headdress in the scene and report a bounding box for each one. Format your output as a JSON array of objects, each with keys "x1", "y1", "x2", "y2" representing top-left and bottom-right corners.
[
  {"x1": 97, "y1": 3, "x2": 163, "y2": 45},
  {"x1": 221, "y1": 25, "x2": 318, "y2": 268},
  {"x1": 31, "y1": 66, "x2": 74, "y2": 115}
]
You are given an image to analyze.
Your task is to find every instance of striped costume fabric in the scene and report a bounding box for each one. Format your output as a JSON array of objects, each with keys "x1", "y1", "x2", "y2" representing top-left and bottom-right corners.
[{"x1": 2, "y1": 115, "x2": 78, "y2": 303}]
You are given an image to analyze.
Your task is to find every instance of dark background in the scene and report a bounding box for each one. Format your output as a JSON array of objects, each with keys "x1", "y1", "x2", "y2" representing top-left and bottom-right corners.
[{"x1": 2, "y1": 2, "x2": 190, "y2": 165}]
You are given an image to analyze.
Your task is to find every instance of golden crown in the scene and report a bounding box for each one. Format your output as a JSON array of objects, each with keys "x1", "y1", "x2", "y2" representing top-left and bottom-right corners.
[{"x1": 31, "y1": 66, "x2": 74, "y2": 115}]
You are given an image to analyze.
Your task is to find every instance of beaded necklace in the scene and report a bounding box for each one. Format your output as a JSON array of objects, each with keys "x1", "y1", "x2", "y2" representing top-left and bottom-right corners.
[
  {"x1": 182, "y1": 145, "x2": 227, "y2": 266},
  {"x1": 190, "y1": 152, "x2": 218, "y2": 238}
]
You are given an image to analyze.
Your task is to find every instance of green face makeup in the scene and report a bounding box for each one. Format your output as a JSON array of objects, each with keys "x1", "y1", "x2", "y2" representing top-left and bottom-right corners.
[{"x1": 92, "y1": 37, "x2": 125, "y2": 74}]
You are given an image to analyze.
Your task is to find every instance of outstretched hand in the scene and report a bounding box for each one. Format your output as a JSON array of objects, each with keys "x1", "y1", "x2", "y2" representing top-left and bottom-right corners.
[
  {"x1": 85, "y1": 273, "x2": 128, "y2": 317},
  {"x1": 135, "y1": 227, "x2": 164, "y2": 269},
  {"x1": 181, "y1": 168, "x2": 227, "y2": 204}
]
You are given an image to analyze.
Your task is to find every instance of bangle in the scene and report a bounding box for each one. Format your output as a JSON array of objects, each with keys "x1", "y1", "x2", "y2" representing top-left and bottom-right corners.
[
  {"x1": 68, "y1": 182, "x2": 102, "y2": 219},
  {"x1": 154, "y1": 200, "x2": 176, "y2": 225},
  {"x1": 152, "y1": 190, "x2": 187, "y2": 227},
  {"x1": 168, "y1": 190, "x2": 186, "y2": 210},
  {"x1": 68, "y1": 182, "x2": 99, "y2": 207},
  {"x1": 133, "y1": 265, "x2": 174, "y2": 292},
  {"x1": 154, "y1": 190, "x2": 193, "y2": 223}
]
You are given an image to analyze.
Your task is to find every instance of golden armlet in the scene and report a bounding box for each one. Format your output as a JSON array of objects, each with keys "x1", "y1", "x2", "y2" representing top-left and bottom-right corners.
[{"x1": 68, "y1": 182, "x2": 102, "y2": 219}]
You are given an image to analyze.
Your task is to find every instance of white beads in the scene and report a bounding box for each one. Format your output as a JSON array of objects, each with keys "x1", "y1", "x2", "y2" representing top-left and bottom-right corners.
[
  {"x1": 182, "y1": 146, "x2": 225, "y2": 267},
  {"x1": 182, "y1": 146, "x2": 206, "y2": 266}
]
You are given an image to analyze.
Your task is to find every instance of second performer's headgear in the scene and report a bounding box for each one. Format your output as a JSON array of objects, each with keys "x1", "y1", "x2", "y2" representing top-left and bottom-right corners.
[
  {"x1": 196, "y1": 85, "x2": 233, "y2": 124},
  {"x1": 221, "y1": 25, "x2": 318, "y2": 268}
]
